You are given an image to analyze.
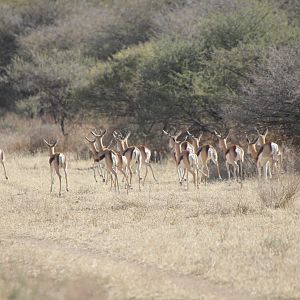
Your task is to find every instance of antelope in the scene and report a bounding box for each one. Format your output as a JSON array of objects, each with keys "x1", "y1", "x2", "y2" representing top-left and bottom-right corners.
[
  {"x1": 113, "y1": 131, "x2": 142, "y2": 190},
  {"x1": 43, "y1": 139, "x2": 69, "y2": 196},
  {"x1": 90, "y1": 129, "x2": 108, "y2": 183},
  {"x1": 114, "y1": 131, "x2": 157, "y2": 185},
  {"x1": 0, "y1": 148, "x2": 8, "y2": 180},
  {"x1": 247, "y1": 135, "x2": 280, "y2": 179},
  {"x1": 254, "y1": 127, "x2": 282, "y2": 173},
  {"x1": 214, "y1": 130, "x2": 244, "y2": 182},
  {"x1": 187, "y1": 131, "x2": 222, "y2": 181},
  {"x1": 85, "y1": 136, "x2": 128, "y2": 191},
  {"x1": 163, "y1": 130, "x2": 199, "y2": 189},
  {"x1": 255, "y1": 127, "x2": 268, "y2": 148},
  {"x1": 91, "y1": 129, "x2": 129, "y2": 187},
  {"x1": 85, "y1": 129, "x2": 106, "y2": 183}
]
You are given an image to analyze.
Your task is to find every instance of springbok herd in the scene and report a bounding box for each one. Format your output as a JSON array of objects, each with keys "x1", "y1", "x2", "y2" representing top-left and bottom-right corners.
[{"x1": 0, "y1": 127, "x2": 282, "y2": 196}]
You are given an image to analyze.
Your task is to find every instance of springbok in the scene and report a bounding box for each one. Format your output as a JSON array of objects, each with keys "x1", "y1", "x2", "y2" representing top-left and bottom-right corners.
[
  {"x1": 43, "y1": 139, "x2": 68, "y2": 196},
  {"x1": 214, "y1": 130, "x2": 244, "y2": 182},
  {"x1": 247, "y1": 136, "x2": 280, "y2": 179},
  {"x1": 91, "y1": 129, "x2": 129, "y2": 187},
  {"x1": 85, "y1": 136, "x2": 128, "y2": 191},
  {"x1": 255, "y1": 127, "x2": 268, "y2": 148},
  {"x1": 0, "y1": 148, "x2": 8, "y2": 180},
  {"x1": 113, "y1": 131, "x2": 142, "y2": 190},
  {"x1": 187, "y1": 131, "x2": 222, "y2": 181},
  {"x1": 90, "y1": 129, "x2": 108, "y2": 182},
  {"x1": 162, "y1": 130, "x2": 199, "y2": 189},
  {"x1": 114, "y1": 131, "x2": 157, "y2": 185},
  {"x1": 254, "y1": 127, "x2": 282, "y2": 173}
]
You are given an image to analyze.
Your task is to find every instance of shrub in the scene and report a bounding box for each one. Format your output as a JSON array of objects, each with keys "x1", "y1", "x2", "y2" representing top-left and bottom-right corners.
[{"x1": 258, "y1": 175, "x2": 299, "y2": 209}]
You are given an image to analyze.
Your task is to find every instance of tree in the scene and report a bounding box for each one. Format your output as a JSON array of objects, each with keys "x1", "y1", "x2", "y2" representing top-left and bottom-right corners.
[{"x1": 7, "y1": 49, "x2": 93, "y2": 134}]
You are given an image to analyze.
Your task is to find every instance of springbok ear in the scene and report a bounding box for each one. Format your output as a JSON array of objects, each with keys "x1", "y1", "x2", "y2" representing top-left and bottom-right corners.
[
  {"x1": 253, "y1": 136, "x2": 259, "y2": 144},
  {"x1": 175, "y1": 130, "x2": 182, "y2": 139},
  {"x1": 198, "y1": 132, "x2": 203, "y2": 140},
  {"x1": 213, "y1": 130, "x2": 221, "y2": 138},
  {"x1": 254, "y1": 127, "x2": 260, "y2": 135},
  {"x1": 186, "y1": 130, "x2": 193, "y2": 137},
  {"x1": 101, "y1": 129, "x2": 107, "y2": 137},
  {"x1": 125, "y1": 131, "x2": 131, "y2": 139},
  {"x1": 91, "y1": 129, "x2": 102, "y2": 137},
  {"x1": 43, "y1": 139, "x2": 51, "y2": 147},
  {"x1": 224, "y1": 131, "x2": 230, "y2": 140},
  {"x1": 85, "y1": 136, "x2": 95, "y2": 143}
]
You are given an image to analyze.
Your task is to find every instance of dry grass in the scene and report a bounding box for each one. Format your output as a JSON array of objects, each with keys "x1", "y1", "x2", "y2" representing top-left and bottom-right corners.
[
  {"x1": 258, "y1": 175, "x2": 299, "y2": 209},
  {"x1": 0, "y1": 153, "x2": 299, "y2": 299}
]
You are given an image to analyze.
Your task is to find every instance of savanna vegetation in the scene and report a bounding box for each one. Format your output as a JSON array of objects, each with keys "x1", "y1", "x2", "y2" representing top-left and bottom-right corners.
[
  {"x1": 0, "y1": 0, "x2": 299, "y2": 149},
  {"x1": 1, "y1": 1, "x2": 300, "y2": 299}
]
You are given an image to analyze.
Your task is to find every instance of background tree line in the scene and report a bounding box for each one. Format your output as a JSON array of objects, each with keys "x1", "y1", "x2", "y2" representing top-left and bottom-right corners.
[{"x1": 0, "y1": 0, "x2": 299, "y2": 148}]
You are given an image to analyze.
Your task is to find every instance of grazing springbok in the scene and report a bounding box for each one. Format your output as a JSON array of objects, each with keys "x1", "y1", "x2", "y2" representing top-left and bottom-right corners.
[
  {"x1": 43, "y1": 139, "x2": 68, "y2": 196},
  {"x1": 247, "y1": 136, "x2": 280, "y2": 179},
  {"x1": 0, "y1": 148, "x2": 8, "y2": 180},
  {"x1": 114, "y1": 131, "x2": 157, "y2": 185},
  {"x1": 85, "y1": 136, "x2": 128, "y2": 191},
  {"x1": 214, "y1": 130, "x2": 244, "y2": 182},
  {"x1": 163, "y1": 130, "x2": 199, "y2": 189},
  {"x1": 113, "y1": 131, "x2": 142, "y2": 190},
  {"x1": 187, "y1": 131, "x2": 222, "y2": 181}
]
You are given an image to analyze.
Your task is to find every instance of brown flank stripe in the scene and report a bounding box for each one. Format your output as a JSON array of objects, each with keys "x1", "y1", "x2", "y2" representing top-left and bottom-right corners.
[
  {"x1": 95, "y1": 153, "x2": 105, "y2": 162},
  {"x1": 123, "y1": 147, "x2": 134, "y2": 159},
  {"x1": 225, "y1": 145, "x2": 237, "y2": 158},
  {"x1": 197, "y1": 145, "x2": 209, "y2": 157},
  {"x1": 49, "y1": 153, "x2": 60, "y2": 165},
  {"x1": 177, "y1": 150, "x2": 189, "y2": 165},
  {"x1": 256, "y1": 142, "x2": 272, "y2": 162}
]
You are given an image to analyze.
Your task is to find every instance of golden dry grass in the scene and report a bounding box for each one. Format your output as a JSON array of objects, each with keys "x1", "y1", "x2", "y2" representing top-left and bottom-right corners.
[{"x1": 0, "y1": 154, "x2": 299, "y2": 299}]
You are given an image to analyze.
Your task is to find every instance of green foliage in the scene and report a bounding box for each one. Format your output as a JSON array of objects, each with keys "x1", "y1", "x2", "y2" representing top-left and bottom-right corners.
[
  {"x1": 7, "y1": 49, "x2": 94, "y2": 133},
  {"x1": 1, "y1": 0, "x2": 300, "y2": 139},
  {"x1": 199, "y1": 2, "x2": 299, "y2": 53}
]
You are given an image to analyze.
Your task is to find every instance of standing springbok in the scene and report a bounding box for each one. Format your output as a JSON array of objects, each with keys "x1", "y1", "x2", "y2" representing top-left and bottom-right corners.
[
  {"x1": 162, "y1": 130, "x2": 199, "y2": 189},
  {"x1": 43, "y1": 139, "x2": 68, "y2": 196},
  {"x1": 214, "y1": 130, "x2": 244, "y2": 182},
  {"x1": 91, "y1": 129, "x2": 129, "y2": 187},
  {"x1": 246, "y1": 136, "x2": 280, "y2": 179},
  {"x1": 85, "y1": 136, "x2": 128, "y2": 191},
  {"x1": 114, "y1": 131, "x2": 157, "y2": 185},
  {"x1": 113, "y1": 131, "x2": 142, "y2": 190},
  {"x1": 90, "y1": 129, "x2": 108, "y2": 183},
  {"x1": 0, "y1": 148, "x2": 8, "y2": 180},
  {"x1": 255, "y1": 127, "x2": 268, "y2": 148},
  {"x1": 254, "y1": 127, "x2": 282, "y2": 173},
  {"x1": 187, "y1": 131, "x2": 222, "y2": 181}
]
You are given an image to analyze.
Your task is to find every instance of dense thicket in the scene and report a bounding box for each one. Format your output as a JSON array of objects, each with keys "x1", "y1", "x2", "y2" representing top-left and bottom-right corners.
[{"x1": 0, "y1": 0, "x2": 299, "y2": 144}]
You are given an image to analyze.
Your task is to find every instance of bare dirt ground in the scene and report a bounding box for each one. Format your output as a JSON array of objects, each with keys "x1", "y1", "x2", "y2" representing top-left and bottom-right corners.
[{"x1": 0, "y1": 154, "x2": 299, "y2": 299}]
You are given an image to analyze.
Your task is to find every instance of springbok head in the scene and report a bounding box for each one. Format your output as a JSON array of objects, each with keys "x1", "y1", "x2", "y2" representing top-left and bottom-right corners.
[
  {"x1": 246, "y1": 136, "x2": 259, "y2": 155},
  {"x1": 43, "y1": 139, "x2": 58, "y2": 154},
  {"x1": 254, "y1": 127, "x2": 268, "y2": 147},
  {"x1": 213, "y1": 130, "x2": 230, "y2": 149},
  {"x1": 187, "y1": 131, "x2": 203, "y2": 148},
  {"x1": 91, "y1": 129, "x2": 107, "y2": 149},
  {"x1": 162, "y1": 129, "x2": 182, "y2": 149},
  {"x1": 113, "y1": 130, "x2": 131, "y2": 150}
]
